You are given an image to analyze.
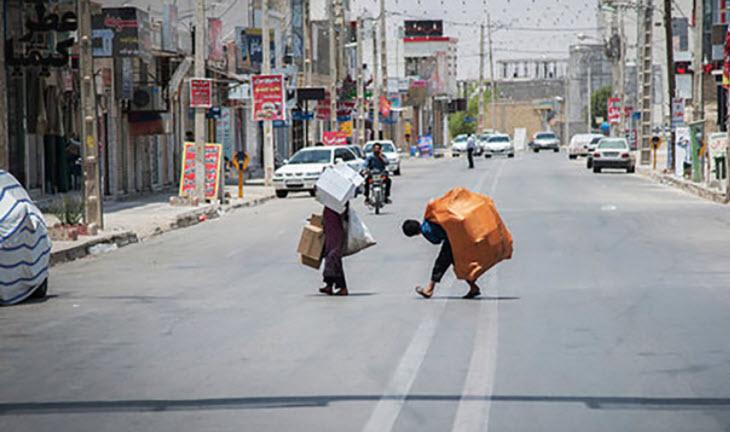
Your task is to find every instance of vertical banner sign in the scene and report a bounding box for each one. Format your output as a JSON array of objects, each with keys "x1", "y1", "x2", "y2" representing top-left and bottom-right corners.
[
  {"x1": 379, "y1": 95, "x2": 392, "y2": 117},
  {"x1": 208, "y1": 18, "x2": 223, "y2": 61},
  {"x1": 290, "y1": 0, "x2": 304, "y2": 68},
  {"x1": 162, "y1": 3, "x2": 179, "y2": 52},
  {"x1": 675, "y1": 126, "x2": 690, "y2": 177},
  {"x1": 217, "y1": 107, "x2": 233, "y2": 161},
  {"x1": 179, "y1": 143, "x2": 223, "y2": 199},
  {"x1": 252, "y1": 74, "x2": 286, "y2": 121},
  {"x1": 724, "y1": 21, "x2": 730, "y2": 88},
  {"x1": 322, "y1": 131, "x2": 348, "y2": 146},
  {"x1": 190, "y1": 79, "x2": 213, "y2": 108},
  {"x1": 607, "y1": 97, "x2": 621, "y2": 125},
  {"x1": 671, "y1": 97, "x2": 685, "y2": 128}
]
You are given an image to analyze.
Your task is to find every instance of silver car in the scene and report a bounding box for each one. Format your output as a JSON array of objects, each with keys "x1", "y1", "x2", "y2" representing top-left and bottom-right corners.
[
  {"x1": 530, "y1": 132, "x2": 560, "y2": 153},
  {"x1": 592, "y1": 138, "x2": 636, "y2": 174},
  {"x1": 483, "y1": 134, "x2": 515, "y2": 158}
]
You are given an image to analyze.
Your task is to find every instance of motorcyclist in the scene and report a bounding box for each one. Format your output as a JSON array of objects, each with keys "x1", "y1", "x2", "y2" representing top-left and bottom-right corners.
[{"x1": 364, "y1": 143, "x2": 392, "y2": 204}]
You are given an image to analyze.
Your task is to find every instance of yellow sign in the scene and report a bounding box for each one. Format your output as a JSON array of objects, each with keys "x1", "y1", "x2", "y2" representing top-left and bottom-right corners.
[
  {"x1": 339, "y1": 120, "x2": 353, "y2": 137},
  {"x1": 404, "y1": 123, "x2": 412, "y2": 136}
]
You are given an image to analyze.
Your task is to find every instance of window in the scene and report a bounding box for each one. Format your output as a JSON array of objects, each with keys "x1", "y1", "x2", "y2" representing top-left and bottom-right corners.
[
  {"x1": 335, "y1": 148, "x2": 356, "y2": 161},
  {"x1": 289, "y1": 149, "x2": 332, "y2": 164},
  {"x1": 597, "y1": 139, "x2": 628, "y2": 150}
]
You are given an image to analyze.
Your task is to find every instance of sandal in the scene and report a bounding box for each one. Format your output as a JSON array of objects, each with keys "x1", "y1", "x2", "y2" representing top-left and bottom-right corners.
[{"x1": 415, "y1": 286, "x2": 433, "y2": 299}]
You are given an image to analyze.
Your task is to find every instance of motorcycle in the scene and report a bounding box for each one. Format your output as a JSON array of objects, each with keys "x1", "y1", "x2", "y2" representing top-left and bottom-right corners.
[{"x1": 363, "y1": 170, "x2": 389, "y2": 215}]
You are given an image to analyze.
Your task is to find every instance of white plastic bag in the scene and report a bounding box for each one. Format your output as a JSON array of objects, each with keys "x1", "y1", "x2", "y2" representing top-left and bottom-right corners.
[{"x1": 343, "y1": 208, "x2": 376, "y2": 256}]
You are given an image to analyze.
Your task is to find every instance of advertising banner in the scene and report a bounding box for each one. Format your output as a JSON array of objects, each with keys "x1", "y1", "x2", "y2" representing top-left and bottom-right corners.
[
  {"x1": 190, "y1": 78, "x2": 213, "y2": 108},
  {"x1": 92, "y1": 8, "x2": 151, "y2": 61},
  {"x1": 671, "y1": 97, "x2": 685, "y2": 128},
  {"x1": 709, "y1": 132, "x2": 728, "y2": 159},
  {"x1": 323, "y1": 131, "x2": 348, "y2": 146},
  {"x1": 607, "y1": 97, "x2": 621, "y2": 125},
  {"x1": 162, "y1": 3, "x2": 178, "y2": 52},
  {"x1": 252, "y1": 74, "x2": 286, "y2": 121},
  {"x1": 217, "y1": 107, "x2": 234, "y2": 161},
  {"x1": 339, "y1": 121, "x2": 353, "y2": 137},
  {"x1": 179, "y1": 143, "x2": 223, "y2": 199},
  {"x1": 675, "y1": 126, "x2": 690, "y2": 177},
  {"x1": 380, "y1": 96, "x2": 392, "y2": 117},
  {"x1": 235, "y1": 27, "x2": 275, "y2": 73},
  {"x1": 208, "y1": 18, "x2": 223, "y2": 61}
]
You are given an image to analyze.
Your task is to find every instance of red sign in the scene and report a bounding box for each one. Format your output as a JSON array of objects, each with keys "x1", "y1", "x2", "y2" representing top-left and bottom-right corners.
[
  {"x1": 607, "y1": 97, "x2": 622, "y2": 125},
  {"x1": 190, "y1": 78, "x2": 213, "y2": 108},
  {"x1": 252, "y1": 74, "x2": 286, "y2": 121},
  {"x1": 380, "y1": 95, "x2": 392, "y2": 117},
  {"x1": 208, "y1": 18, "x2": 223, "y2": 61},
  {"x1": 179, "y1": 143, "x2": 223, "y2": 199},
  {"x1": 323, "y1": 131, "x2": 348, "y2": 146}
]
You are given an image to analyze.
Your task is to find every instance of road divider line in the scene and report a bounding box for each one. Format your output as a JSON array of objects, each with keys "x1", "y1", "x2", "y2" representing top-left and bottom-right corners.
[{"x1": 361, "y1": 289, "x2": 449, "y2": 432}]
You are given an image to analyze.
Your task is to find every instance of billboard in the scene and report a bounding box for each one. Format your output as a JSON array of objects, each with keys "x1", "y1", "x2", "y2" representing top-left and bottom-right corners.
[
  {"x1": 404, "y1": 20, "x2": 443, "y2": 37},
  {"x1": 252, "y1": 75, "x2": 286, "y2": 121},
  {"x1": 235, "y1": 27, "x2": 275, "y2": 73},
  {"x1": 92, "y1": 7, "x2": 151, "y2": 61}
]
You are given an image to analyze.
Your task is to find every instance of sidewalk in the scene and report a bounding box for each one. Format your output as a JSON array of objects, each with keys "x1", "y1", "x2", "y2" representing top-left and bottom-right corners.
[
  {"x1": 48, "y1": 185, "x2": 275, "y2": 266},
  {"x1": 637, "y1": 166, "x2": 729, "y2": 204}
]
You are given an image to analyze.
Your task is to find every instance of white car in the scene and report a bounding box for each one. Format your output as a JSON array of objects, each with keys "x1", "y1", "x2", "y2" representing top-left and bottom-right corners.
[
  {"x1": 364, "y1": 140, "x2": 401, "y2": 176},
  {"x1": 568, "y1": 133, "x2": 604, "y2": 159},
  {"x1": 1, "y1": 170, "x2": 50, "y2": 306},
  {"x1": 483, "y1": 134, "x2": 515, "y2": 158},
  {"x1": 592, "y1": 138, "x2": 636, "y2": 174},
  {"x1": 530, "y1": 131, "x2": 560, "y2": 153},
  {"x1": 273, "y1": 147, "x2": 364, "y2": 198},
  {"x1": 451, "y1": 134, "x2": 469, "y2": 156}
]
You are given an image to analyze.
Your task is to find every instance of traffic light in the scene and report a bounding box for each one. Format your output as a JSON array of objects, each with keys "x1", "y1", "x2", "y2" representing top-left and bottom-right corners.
[{"x1": 674, "y1": 61, "x2": 692, "y2": 75}]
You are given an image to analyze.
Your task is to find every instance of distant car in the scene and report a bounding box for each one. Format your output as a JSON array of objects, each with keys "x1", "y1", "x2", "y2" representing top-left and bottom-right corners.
[
  {"x1": 451, "y1": 134, "x2": 469, "y2": 156},
  {"x1": 364, "y1": 140, "x2": 401, "y2": 176},
  {"x1": 530, "y1": 132, "x2": 560, "y2": 153},
  {"x1": 585, "y1": 136, "x2": 606, "y2": 169},
  {"x1": 346, "y1": 145, "x2": 364, "y2": 159},
  {"x1": 1, "y1": 170, "x2": 50, "y2": 306},
  {"x1": 592, "y1": 138, "x2": 636, "y2": 173},
  {"x1": 273, "y1": 147, "x2": 364, "y2": 198},
  {"x1": 477, "y1": 133, "x2": 495, "y2": 155},
  {"x1": 483, "y1": 134, "x2": 515, "y2": 158},
  {"x1": 568, "y1": 133, "x2": 604, "y2": 159}
]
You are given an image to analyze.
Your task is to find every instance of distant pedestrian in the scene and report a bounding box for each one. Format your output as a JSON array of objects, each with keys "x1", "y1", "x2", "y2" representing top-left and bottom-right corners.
[
  {"x1": 320, "y1": 205, "x2": 349, "y2": 296},
  {"x1": 402, "y1": 219, "x2": 481, "y2": 299},
  {"x1": 466, "y1": 134, "x2": 477, "y2": 169}
]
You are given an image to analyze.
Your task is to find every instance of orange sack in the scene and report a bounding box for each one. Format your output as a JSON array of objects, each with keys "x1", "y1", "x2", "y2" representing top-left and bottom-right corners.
[{"x1": 424, "y1": 187, "x2": 513, "y2": 281}]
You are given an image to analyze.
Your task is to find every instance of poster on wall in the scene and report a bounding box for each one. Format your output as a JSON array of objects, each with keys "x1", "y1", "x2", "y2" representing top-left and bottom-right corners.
[
  {"x1": 190, "y1": 78, "x2": 213, "y2": 108},
  {"x1": 675, "y1": 126, "x2": 690, "y2": 177},
  {"x1": 252, "y1": 74, "x2": 286, "y2": 121},
  {"x1": 179, "y1": 143, "x2": 223, "y2": 200},
  {"x1": 323, "y1": 131, "x2": 348, "y2": 146}
]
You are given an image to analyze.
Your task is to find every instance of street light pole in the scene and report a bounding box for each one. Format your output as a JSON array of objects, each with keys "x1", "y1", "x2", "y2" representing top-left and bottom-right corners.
[
  {"x1": 372, "y1": 25, "x2": 380, "y2": 140},
  {"x1": 357, "y1": 17, "x2": 365, "y2": 146},
  {"x1": 488, "y1": 14, "x2": 497, "y2": 131},
  {"x1": 194, "y1": 0, "x2": 207, "y2": 199},
  {"x1": 478, "y1": 22, "x2": 485, "y2": 133},
  {"x1": 262, "y1": 0, "x2": 275, "y2": 185},
  {"x1": 587, "y1": 64, "x2": 592, "y2": 132}
]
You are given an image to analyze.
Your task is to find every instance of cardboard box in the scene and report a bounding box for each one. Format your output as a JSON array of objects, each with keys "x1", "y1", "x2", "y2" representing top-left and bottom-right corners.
[
  {"x1": 300, "y1": 255, "x2": 322, "y2": 270},
  {"x1": 297, "y1": 223, "x2": 325, "y2": 260},
  {"x1": 315, "y1": 164, "x2": 363, "y2": 214},
  {"x1": 309, "y1": 213, "x2": 323, "y2": 228}
]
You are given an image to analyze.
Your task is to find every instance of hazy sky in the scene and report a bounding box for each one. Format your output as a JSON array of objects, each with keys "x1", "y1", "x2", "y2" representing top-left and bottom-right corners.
[{"x1": 352, "y1": 0, "x2": 602, "y2": 79}]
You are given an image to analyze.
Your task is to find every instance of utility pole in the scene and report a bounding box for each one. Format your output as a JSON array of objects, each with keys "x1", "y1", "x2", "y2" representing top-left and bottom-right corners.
[
  {"x1": 372, "y1": 25, "x2": 380, "y2": 140},
  {"x1": 692, "y1": 0, "x2": 704, "y2": 122},
  {"x1": 488, "y1": 14, "x2": 497, "y2": 131},
  {"x1": 637, "y1": 0, "x2": 655, "y2": 165},
  {"x1": 328, "y1": 0, "x2": 338, "y2": 128},
  {"x1": 618, "y1": 6, "x2": 627, "y2": 137},
  {"x1": 0, "y1": 9, "x2": 7, "y2": 171},
  {"x1": 380, "y1": 0, "x2": 389, "y2": 139},
  {"x1": 663, "y1": 0, "x2": 677, "y2": 172},
  {"x1": 587, "y1": 62, "x2": 593, "y2": 132},
  {"x1": 303, "y1": 0, "x2": 315, "y2": 146},
  {"x1": 194, "y1": 0, "x2": 207, "y2": 198},
  {"x1": 78, "y1": 0, "x2": 103, "y2": 229},
  {"x1": 478, "y1": 22, "x2": 485, "y2": 133},
  {"x1": 262, "y1": 0, "x2": 275, "y2": 185},
  {"x1": 356, "y1": 17, "x2": 366, "y2": 145}
]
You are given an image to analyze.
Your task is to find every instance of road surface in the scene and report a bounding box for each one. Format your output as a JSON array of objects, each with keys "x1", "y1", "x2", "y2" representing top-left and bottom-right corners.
[{"x1": 2, "y1": 152, "x2": 730, "y2": 431}]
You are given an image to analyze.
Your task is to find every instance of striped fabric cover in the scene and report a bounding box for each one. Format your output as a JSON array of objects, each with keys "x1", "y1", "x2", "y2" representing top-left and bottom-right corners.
[{"x1": 0, "y1": 171, "x2": 51, "y2": 306}]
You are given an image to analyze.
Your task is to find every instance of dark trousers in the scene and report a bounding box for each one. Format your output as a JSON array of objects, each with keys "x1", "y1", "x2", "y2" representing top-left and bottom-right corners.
[
  {"x1": 364, "y1": 175, "x2": 392, "y2": 198},
  {"x1": 431, "y1": 240, "x2": 454, "y2": 283},
  {"x1": 467, "y1": 149, "x2": 475, "y2": 169}
]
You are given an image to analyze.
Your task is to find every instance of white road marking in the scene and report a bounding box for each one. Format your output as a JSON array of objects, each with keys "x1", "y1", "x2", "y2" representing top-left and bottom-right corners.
[
  {"x1": 361, "y1": 295, "x2": 448, "y2": 432},
  {"x1": 601, "y1": 205, "x2": 617, "y2": 211},
  {"x1": 450, "y1": 272, "x2": 500, "y2": 432}
]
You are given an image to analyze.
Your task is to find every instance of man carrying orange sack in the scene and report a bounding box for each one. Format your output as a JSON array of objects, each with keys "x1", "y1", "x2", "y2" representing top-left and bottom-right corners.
[{"x1": 402, "y1": 187, "x2": 513, "y2": 299}]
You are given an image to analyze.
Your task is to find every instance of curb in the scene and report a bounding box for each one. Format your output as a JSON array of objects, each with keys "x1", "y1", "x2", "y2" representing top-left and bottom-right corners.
[
  {"x1": 50, "y1": 193, "x2": 276, "y2": 267},
  {"x1": 640, "y1": 170, "x2": 729, "y2": 204}
]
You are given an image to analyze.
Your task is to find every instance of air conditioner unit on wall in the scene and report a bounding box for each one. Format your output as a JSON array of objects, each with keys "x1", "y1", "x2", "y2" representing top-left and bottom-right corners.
[{"x1": 130, "y1": 86, "x2": 168, "y2": 112}]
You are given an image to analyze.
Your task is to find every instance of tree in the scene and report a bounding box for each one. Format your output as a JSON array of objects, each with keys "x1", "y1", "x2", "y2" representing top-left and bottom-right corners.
[
  {"x1": 590, "y1": 85, "x2": 612, "y2": 129},
  {"x1": 448, "y1": 85, "x2": 492, "y2": 138}
]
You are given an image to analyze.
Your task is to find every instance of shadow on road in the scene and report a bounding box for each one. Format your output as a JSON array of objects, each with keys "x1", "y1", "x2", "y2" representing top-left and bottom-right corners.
[
  {"x1": 417, "y1": 296, "x2": 521, "y2": 301},
  {"x1": 2, "y1": 394, "x2": 729, "y2": 415}
]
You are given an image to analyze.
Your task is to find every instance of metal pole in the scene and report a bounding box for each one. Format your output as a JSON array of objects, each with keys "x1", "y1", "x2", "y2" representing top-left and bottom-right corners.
[
  {"x1": 478, "y1": 23, "x2": 485, "y2": 132},
  {"x1": 372, "y1": 25, "x2": 380, "y2": 140},
  {"x1": 587, "y1": 64, "x2": 592, "y2": 132},
  {"x1": 78, "y1": 0, "x2": 103, "y2": 229},
  {"x1": 194, "y1": 0, "x2": 207, "y2": 199},
  {"x1": 262, "y1": 0, "x2": 275, "y2": 185},
  {"x1": 380, "y1": 0, "x2": 388, "y2": 139},
  {"x1": 0, "y1": 7, "x2": 7, "y2": 172},
  {"x1": 303, "y1": 0, "x2": 315, "y2": 147},
  {"x1": 357, "y1": 17, "x2": 365, "y2": 145},
  {"x1": 664, "y1": 0, "x2": 677, "y2": 172},
  {"x1": 693, "y1": 0, "x2": 704, "y2": 121},
  {"x1": 488, "y1": 15, "x2": 497, "y2": 131},
  {"x1": 328, "y1": 0, "x2": 338, "y2": 128},
  {"x1": 619, "y1": 6, "x2": 626, "y2": 137}
]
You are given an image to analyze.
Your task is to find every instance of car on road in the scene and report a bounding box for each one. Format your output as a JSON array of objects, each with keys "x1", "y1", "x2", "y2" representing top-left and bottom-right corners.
[
  {"x1": 0, "y1": 170, "x2": 50, "y2": 306},
  {"x1": 346, "y1": 144, "x2": 365, "y2": 160},
  {"x1": 364, "y1": 140, "x2": 401, "y2": 176},
  {"x1": 273, "y1": 147, "x2": 364, "y2": 198},
  {"x1": 483, "y1": 134, "x2": 515, "y2": 158},
  {"x1": 477, "y1": 132, "x2": 496, "y2": 155},
  {"x1": 585, "y1": 135, "x2": 606, "y2": 169},
  {"x1": 568, "y1": 133, "x2": 604, "y2": 159},
  {"x1": 592, "y1": 138, "x2": 636, "y2": 174},
  {"x1": 530, "y1": 131, "x2": 560, "y2": 153},
  {"x1": 451, "y1": 134, "x2": 469, "y2": 156}
]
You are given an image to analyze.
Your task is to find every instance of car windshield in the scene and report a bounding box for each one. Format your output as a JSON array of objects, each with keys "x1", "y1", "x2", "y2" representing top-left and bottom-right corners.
[
  {"x1": 590, "y1": 137, "x2": 603, "y2": 145},
  {"x1": 598, "y1": 139, "x2": 628, "y2": 150},
  {"x1": 488, "y1": 136, "x2": 510, "y2": 143},
  {"x1": 480, "y1": 134, "x2": 492, "y2": 140},
  {"x1": 364, "y1": 143, "x2": 395, "y2": 153},
  {"x1": 454, "y1": 135, "x2": 467, "y2": 142},
  {"x1": 537, "y1": 133, "x2": 557, "y2": 140},
  {"x1": 288, "y1": 149, "x2": 331, "y2": 164}
]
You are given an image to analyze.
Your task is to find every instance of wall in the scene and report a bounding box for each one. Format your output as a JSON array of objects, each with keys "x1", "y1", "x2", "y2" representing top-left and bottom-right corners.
[{"x1": 485, "y1": 102, "x2": 545, "y2": 140}]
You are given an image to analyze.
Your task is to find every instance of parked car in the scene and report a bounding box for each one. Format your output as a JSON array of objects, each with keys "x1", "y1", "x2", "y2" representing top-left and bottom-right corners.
[
  {"x1": 1, "y1": 170, "x2": 50, "y2": 306},
  {"x1": 273, "y1": 147, "x2": 364, "y2": 198},
  {"x1": 592, "y1": 138, "x2": 636, "y2": 173},
  {"x1": 364, "y1": 140, "x2": 401, "y2": 175},
  {"x1": 346, "y1": 144, "x2": 365, "y2": 159},
  {"x1": 483, "y1": 134, "x2": 515, "y2": 158},
  {"x1": 477, "y1": 133, "x2": 495, "y2": 155},
  {"x1": 585, "y1": 136, "x2": 606, "y2": 169},
  {"x1": 530, "y1": 132, "x2": 560, "y2": 153},
  {"x1": 568, "y1": 133, "x2": 604, "y2": 159},
  {"x1": 451, "y1": 134, "x2": 469, "y2": 156}
]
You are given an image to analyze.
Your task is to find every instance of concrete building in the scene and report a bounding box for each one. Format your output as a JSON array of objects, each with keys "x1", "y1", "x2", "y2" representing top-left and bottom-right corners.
[{"x1": 567, "y1": 43, "x2": 613, "y2": 136}]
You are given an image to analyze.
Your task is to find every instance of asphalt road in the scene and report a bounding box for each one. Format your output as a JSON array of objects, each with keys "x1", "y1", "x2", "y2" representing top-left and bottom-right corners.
[{"x1": 2, "y1": 152, "x2": 730, "y2": 432}]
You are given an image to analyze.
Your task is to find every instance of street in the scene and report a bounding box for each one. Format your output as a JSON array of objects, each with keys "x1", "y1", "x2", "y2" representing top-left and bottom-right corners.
[{"x1": 2, "y1": 153, "x2": 730, "y2": 431}]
